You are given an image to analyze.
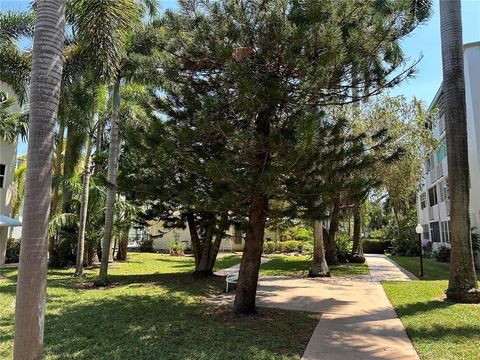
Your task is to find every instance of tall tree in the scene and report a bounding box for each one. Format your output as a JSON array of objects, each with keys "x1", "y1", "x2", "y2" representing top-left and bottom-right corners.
[
  {"x1": 13, "y1": 1, "x2": 66, "y2": 358},
  {"x1": 440, "y1": 0, "x2": 480, "y2": 302},
  {"x1": 156, "y1": 0, "x2": 430, "y2": 314}
]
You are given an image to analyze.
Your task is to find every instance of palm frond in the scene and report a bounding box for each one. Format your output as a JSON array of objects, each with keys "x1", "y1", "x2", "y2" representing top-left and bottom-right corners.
[
  {"x1": 48, "y1": 213, "x2": 78, "y2": 237},
  {"x1": 72, "y1": 0, "x2": 138, "y2": 83},
  {"x1": 0, "y1": 11, "x2": 35, "y2": 42}
]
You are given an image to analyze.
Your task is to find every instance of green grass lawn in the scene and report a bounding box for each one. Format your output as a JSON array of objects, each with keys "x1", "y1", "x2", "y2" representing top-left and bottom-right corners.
[
  {"x1": 260, "y1": 255, "x2": 369, "y2": 277},
  {"x1": 0, "y1": 253, "x2": 318, "y2": 360},
  {"x1": 388, "y1": 255, "x2": 451, "y2": 280},
  {"x1": 384, "y1": 256, "x2": 480, "y2": 360}
]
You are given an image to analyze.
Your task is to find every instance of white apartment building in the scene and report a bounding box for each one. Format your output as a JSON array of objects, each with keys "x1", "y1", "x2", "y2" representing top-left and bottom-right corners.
[
  {"x1": 0, "y1": 83, "x2": 20, "y2": 265},
  {"x1": 417, "y1": 42, "x2": 480, "y2": 268}
]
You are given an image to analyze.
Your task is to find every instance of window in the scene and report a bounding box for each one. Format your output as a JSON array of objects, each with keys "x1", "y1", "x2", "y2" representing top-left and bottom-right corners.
[
  {"x1": 441, "y1": 221, "x2": 450, "y2": 243},
  {"x1": 422, "y1": 225, "x2": 430, "y2": 241},
  {"x1": 439, "y1": 180, "x2": 449, "y2": 202},
  {"x1": 420, "y1": 193, "x2": 427, "y2": 209},
  {"x1": 0, "y1": 164, "x2": 5, "y2": 188},
  {"x1": 437, "y1": 137, "x2": 447, "y2": 163},
  {"x1": 428, "y1": 185, "x2": 438, "y2": 206},
  {"x1": 430, "y1": 221, "x2": 441, "y2": 243},
  {"x1": 425, "y1": 153, "x2": 435, "y2": 173}
]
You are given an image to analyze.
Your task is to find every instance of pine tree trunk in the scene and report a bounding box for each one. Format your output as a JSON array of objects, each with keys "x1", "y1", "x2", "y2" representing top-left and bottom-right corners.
[
  {"x1": 116, "y1": 227, "x2": 129, "y2": 261},
  {"x1": 325, "y1": 195, "x2": 340, "y2": 265},
  {"x1": 233, "y1": 194, "x2": 268, "y2": 314},
  {"x1": 440, "y1": 0, "x2": 480, "y2": 302},
  {"x1": 98, "y1": 77, "x2": 121, "y2": 284},
  {"x1": 309, "y1": 220, "x2": 330, "y2": 277},
  {"x1": 187, "y1": 213, "x2": 201, "y2": 264},
  {"x1": 74, "y1": 134, "x2": 93, "y2": 277},
  {"x1": 48, "y1": 122, "x2": 65, "y2": 259},
  {"x1": 13, "y1": 2, "x2": 66, "y2": 358},
  {"x1": 206, "y1": 212, "x2": 229, "y2": 271},
  {"x1": 234, "y1": 109, "x2": 270, "y2": 315},
  {"x1": 195, "y1": 214, "x2": 215, "y2": 276}
]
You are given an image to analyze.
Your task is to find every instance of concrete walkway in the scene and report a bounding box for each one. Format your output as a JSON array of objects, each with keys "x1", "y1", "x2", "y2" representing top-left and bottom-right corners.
[
  {"x1": 214, "y1": 257, "x2": 270, "y2": 277},
  {"x1": 365, "y1": 254, "x2": 418, "y2": 281},
  {"x1": 213, "y1": 255, "x2": 419, "y2": 360}
]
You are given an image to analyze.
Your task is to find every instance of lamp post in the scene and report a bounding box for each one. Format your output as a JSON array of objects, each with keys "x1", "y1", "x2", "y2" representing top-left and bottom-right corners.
[{"x1": 415, "y1": 224, "x2": 424, "y2": 278}]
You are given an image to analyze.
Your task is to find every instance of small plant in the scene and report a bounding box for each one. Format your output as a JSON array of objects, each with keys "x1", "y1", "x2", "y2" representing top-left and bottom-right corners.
[
  {"x1": 263, "y1": 241, "x2": 276, "y2": 254},
  {"x1": 139, "y1": 238, "x2": 154, "y2": 253},
  {"x1": 5, "y1": 238, "x2": 20, "y2": 263},
  {"x1": 435, "y1": 245, "x2": 450, "y2": 263},
  {"x1": 169, "y1": 241, "x2": 186, "y2": 256},
  {"x1": 336, "y1": 234, "x2": 352, "y2": 263}
]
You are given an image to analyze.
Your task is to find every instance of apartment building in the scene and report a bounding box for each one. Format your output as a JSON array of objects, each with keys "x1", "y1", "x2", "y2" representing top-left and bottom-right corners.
[{"x1": 417, "y1": 42, "x2": 480, "y2": 268}]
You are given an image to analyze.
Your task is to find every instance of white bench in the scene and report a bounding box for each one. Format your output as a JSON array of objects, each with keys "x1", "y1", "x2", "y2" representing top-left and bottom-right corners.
[{"x1": 225, "y1": 274, "x2": 238, "y2": 292}]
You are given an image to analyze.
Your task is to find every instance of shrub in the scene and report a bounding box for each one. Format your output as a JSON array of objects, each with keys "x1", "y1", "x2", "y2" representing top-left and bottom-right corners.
[
  {"x1": 283, "y1": 240, "x2": 302, "y2": 253},
  {"x1": 393, "y1": 231, "x2": 419, "y2": 256},
  {"x1": 435, "y1": 245, "x2": 450, "y2": 263},
  {"x1": 263, "y1": 241, "x2": 276, "y2": 254},
  {"x1": 369, "y1": 228, "x2": 387, "y2": 240},
  {"x1": 169, "y1": 241, "x2": 186, "y2": 256},
  {"x1": 302, "y1": 242, "x2": 313, "y2": 253},
  {"x1": 422, "y1": 241, "x2": 433, "y2": 258},
  {"x1": 263, "y1": 240, "x2": 306, "y2": 254},
  {"x1": 5, "y1": 238, "x2": 20, "y2": 263},
  {"x1": 336, "y1": 234, "x2": 351, "y2": 263},
  {"x1": 139, "y1": 238, "x2": 154, "y2": 253},
  {"x1": 362, "y1": 239, "x2": 390, "y2": 254}
]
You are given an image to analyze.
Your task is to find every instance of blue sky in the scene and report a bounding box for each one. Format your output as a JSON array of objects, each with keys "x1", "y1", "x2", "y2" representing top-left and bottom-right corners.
[{"x1": 1, "y1": 0, "x2": 479, "y2": 154}]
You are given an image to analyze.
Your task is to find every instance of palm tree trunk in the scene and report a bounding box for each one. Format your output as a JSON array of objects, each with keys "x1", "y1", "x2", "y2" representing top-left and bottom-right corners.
[
  {"x1": 74, "y1": 134, "x2": 93, "y2": 277},
  {"x1": 62, "y1": 124, "x2": 86, "y2": 212},
  {"x1": 13, "y1": 1, "x2": 66, "y2": 358},
  {"x1": 49, "y1": 122, "x2": 65, "y2": 259},
  {"x1": 309, "y1": 220, "x2": 330, "y2": 277},
  {"x1": 440, "y1": 0, "x2": 480, "y2": 302},
  {"x1": 98, "y1": 77, "x2": 121, "y2": 284}
]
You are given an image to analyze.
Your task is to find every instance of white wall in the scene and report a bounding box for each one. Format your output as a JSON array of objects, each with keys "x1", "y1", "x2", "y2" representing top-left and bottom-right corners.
[{"x1": 0, "y1": 83, "x2": 19, "y2": 264}]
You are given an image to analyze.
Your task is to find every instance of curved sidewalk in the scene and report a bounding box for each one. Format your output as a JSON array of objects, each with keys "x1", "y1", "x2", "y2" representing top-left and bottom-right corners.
[{"x1": 300, "y1": 254, "x2": 418, "y2": 360}]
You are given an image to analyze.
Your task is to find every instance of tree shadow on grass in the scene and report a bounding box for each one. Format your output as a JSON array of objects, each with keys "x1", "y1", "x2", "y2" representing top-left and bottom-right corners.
[{"x1": 40, "y1": 294, "x2": 316, "y2": 360}]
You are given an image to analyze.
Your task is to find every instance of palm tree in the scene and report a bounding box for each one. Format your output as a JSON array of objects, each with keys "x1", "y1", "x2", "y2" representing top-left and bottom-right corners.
[
  {"x1": 440, "y1": 0, "x2": 480, "y2": 302},
  {"x1": 0, "y1": 10, "x2": 34, "y2": 104},
  {"x1": 308, "y1": 220, "x2": 330, "y2": 277},
  {"x1": 13, "y1": 1, "x2": 66, "y2": 358}
]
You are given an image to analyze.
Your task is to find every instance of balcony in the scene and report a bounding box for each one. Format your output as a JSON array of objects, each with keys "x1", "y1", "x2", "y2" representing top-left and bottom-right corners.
[{"x1": 428, "y1": 206, "x2": 434, "y2": 220}]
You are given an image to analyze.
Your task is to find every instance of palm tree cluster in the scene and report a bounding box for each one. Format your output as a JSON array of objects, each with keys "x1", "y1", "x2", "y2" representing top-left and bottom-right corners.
[{"x1": 2, "y1": 0, "x2": 478, "y2": 358}]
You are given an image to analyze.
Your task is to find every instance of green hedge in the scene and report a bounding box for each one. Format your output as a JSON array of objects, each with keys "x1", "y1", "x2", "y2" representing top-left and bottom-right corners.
[
  {"x1": 362, "y1": 239, "x2": 390, "y2": 254},
  {"x1": 263, "y1": 240, "x2": 305, "y2": 254}
]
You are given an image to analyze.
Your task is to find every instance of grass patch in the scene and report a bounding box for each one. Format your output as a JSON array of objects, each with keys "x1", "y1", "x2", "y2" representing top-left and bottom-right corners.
[
  {"x1": 388, "y1": 256, "x2": 450, "y2": 280},
  {"x1": 260, "y1": 255, "x2": 369, "y2": 277},
  {"x1": 383, "y1": 280, "x2": 480, "y2": 360},
  {"x1": 0, "y1": 253, "x2": 317, "y2": 360}
]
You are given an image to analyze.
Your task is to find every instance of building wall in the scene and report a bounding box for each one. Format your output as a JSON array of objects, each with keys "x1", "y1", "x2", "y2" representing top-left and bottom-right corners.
[
  {"x1": 0, "y1": 83, "x2": 19, "y2": 264},
  {"x1": 417, "y1": 42, "x2": 480, "y2": 268},
  {"x1": 131, "y1": 220, "x2": 280, "y2": 252}
]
